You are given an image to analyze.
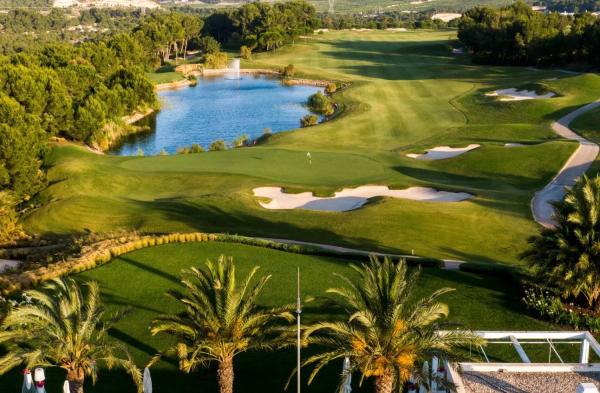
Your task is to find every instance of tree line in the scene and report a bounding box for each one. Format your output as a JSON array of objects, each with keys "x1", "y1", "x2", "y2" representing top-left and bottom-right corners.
[
  {"x1": 458, "y1": 1, "x2": 600, "y2": 66},
  {"x1": 533, "y1": 0, "x2": 600, "y2": 13},
  {"x1": 203, "y1": 1, "x2": 318, "y2": 51}
]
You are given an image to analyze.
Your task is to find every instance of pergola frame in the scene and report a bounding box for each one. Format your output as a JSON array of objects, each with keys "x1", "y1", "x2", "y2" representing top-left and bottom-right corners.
[{"x1": 445, "y1": 331, "x2": 600, "y2": 393}]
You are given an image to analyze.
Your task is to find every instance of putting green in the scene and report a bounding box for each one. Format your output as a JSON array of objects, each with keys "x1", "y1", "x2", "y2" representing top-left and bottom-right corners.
[{"x1": 24, "y1": 30, "x2": 600, "y2": 265}]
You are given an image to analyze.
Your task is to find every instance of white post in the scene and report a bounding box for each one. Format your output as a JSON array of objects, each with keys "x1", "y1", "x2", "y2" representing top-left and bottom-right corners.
[
  {"x1": 580, "y1": 338, "x2": 590, "y2": 364},
  {"x1": 510, "y1": 335, "x2": 531, "y2": 363},
  {"x1": 431, "y1": 357, "x2": 439, "y2": 392},
  {"x1": 297, "y1": 267, "x2": 302, "y2": 393}
]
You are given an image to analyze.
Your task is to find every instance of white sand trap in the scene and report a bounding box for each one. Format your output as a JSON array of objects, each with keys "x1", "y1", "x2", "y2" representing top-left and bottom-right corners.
[
  {"x1": 452, "y1": 48, "x2": 465, "y2": 54},
  {"x1": 386, "y1": 28, "x2": 408, "y2": 32},
  {"x1": 254, "y1": 186, "x2": 472, "y2": 212},
  {"x1": 505, "y1": 143, "x2": 526, "y2": 147},
  {"x1": 486, "y1": 88, "x2": 556, "y2": 101},
  {"x1": 406, "y1": 144, "x2": 480, "y2": 160},
  {"x1": 0, "y1": 259, "x2": 20, "y2": 273},
  {"x1": 431, "y1": 13, "x2": 462, "y2": 22}
]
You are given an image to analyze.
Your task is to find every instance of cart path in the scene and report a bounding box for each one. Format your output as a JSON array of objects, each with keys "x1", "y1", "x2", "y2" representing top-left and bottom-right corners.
[
  {"x1": 261, "y1": 238, "x2": 464, "y2": 270},
  {"x1": 532, "y1": 100, "x2": 600, "y2": 228}
]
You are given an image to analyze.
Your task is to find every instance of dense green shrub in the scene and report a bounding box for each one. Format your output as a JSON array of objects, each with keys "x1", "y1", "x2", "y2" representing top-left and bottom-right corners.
[
  {"x1": 209, "y1": 139, "x2": 226, "y2": 151},
  {"x1": 240, "y1": 45, "x2": 252, "y2": 60},
  {"x1": 325, "y1": 83, "x2": 337, "y2": 94},
  {"x1": 198, "y1": 36, "x2": 221, "y2": 54},
  {"x1": 307, "y1": 91, "x2": 335, "y2": 116},
  {"x1": 190, "y1": 143, "x2": 204, "y2": 153},
  {"x1": 523, "y1": 286, "x2": 600, "y2": 332},
  {"x1": 281, "y1": 64, "x2": 295, "y2": 78},
  {"x1": 232, "y1": 134, "x2": 249, "y2": 148},
  {"x1": 204, "y1": 52, "x2": 229, "y2": 69},
  {"x1": 300, "y1": 114, "x2": 319, "y2": 127}
]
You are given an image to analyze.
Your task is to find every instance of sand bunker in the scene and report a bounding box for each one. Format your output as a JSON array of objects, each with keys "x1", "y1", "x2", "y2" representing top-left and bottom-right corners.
[
  {"x1": 254, "y1": 186, "x2": 472, "y2": 212},
  {"x1": 505, "y1": 143, "x2": 526, "y2": 147},
  {"x1": 486, "y1": 88, "x2": 556, "y2": 101},
  {"x1": 431, "y1": 13, "x2": 462, "y2": 22},
  {"x1": 406, "y1": 144, "x2": 480, "y2": 160}
]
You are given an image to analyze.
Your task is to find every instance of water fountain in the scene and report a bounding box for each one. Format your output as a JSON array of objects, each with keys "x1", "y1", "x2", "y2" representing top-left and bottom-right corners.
[{"x1": 226, "y1": 58, "x2": 241, "y2": 80}]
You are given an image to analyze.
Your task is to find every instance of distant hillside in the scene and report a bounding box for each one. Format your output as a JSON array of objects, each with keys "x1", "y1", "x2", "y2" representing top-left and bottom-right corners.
[
  {"x1": 166, "y1": 0, "x2": 524, "y2": 13},
  {"x1": 53, "y1": 0, "x2": 159, "y2": 8},
  {"x1": 0, "y1": 0, "x2": 159, "y2": 8}
]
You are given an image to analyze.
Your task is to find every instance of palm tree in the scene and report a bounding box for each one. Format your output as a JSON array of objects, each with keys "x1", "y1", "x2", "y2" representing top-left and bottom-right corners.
[
  {"x1": 523, "y1": 174, "x2": 600, "y2": 310},
  {"x1": 150, "y1": 255, "x2": 294, "y2": 393},
  {"x1": 300, "y1": 257, "x2": 483, "y2": 393},
  {"x1": 0, "y1": 278, "x2": 142, "y2": 393}
]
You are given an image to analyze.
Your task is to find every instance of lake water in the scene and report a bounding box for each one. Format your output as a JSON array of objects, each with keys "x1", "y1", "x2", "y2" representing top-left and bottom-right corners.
[{"x1": 110, "y1": 76, "x2": 323, "y2": 156}]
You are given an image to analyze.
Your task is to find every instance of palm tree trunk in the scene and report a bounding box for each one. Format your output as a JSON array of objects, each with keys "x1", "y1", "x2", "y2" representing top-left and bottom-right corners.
[
  {"x1": 67, "y1": 369, "x2": 85, "y2": 393},
  {"x1": 217, "y1": 357, "x2": 234, "y2": 393},
  {"x1": 374, "y1": 371, "x2": 394, "y2": 393}
]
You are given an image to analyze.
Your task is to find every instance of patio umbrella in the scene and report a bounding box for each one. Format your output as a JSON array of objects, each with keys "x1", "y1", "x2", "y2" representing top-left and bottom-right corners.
[
  {"x1": 21, "y1": 369, "x2": 34, "y2": 393},
  {"x1": 143, "y1": 367, "x2": 152, "y2": 393},
  {"x1": 62, "y1": 380, "x2": 70, "y2": 393},
  {"x1": 341, "y1": 357, "x2": 352, "y2": 393}
]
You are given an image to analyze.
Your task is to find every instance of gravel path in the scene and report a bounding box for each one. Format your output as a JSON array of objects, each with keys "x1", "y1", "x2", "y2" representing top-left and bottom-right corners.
[
  {"x1": 462, "y1": 371, "x2": 600, "y2": 393},
  {"x1": 532, "y1": 100, "x2": 600, "y2": 228}
]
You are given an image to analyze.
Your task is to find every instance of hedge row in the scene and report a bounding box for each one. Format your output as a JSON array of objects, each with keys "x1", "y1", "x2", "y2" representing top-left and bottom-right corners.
[{"x1": 0, "y1": 232, "x2": 445, "y2": 295}]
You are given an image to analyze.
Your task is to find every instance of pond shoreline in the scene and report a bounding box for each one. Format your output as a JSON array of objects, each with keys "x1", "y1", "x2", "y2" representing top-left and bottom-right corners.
[{"x1": 104, "y1": 68, "x2": 340, "y2": 155}]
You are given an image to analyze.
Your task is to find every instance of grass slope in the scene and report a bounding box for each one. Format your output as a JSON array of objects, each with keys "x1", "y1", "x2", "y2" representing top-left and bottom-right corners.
[
  {"x1": 24, "y1": 30, "x2": 600, "y2": 265},
  {"x1": 0, "y1": 242, "x2": 552, "y2": 392}
]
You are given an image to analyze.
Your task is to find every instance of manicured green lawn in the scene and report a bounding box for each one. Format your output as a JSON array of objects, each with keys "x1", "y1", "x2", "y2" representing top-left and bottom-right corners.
[
  {"x1": 572, "y1": 106, "x2": 600, "y2": 143},
  {"x1": 23, "y1": 30, "x2": 600, "y2": 265},
  {"x1": 0, "y1": 242, "x2": 553, "y2": 392},
  {"x1": 146, "y1": 65, "x2": 186, "y2": 85}
]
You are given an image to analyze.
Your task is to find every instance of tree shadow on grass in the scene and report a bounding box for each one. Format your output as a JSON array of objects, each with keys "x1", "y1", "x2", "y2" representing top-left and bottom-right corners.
[
  {"x1": 118, "y1": 256, "x2": 181, "y2": 285},
  {"x1": 319, "y1": 39, "x2": 539, "y2": 82},
  {"x1": 125, "y1": 197, "x2": 403, "y2": 255}
]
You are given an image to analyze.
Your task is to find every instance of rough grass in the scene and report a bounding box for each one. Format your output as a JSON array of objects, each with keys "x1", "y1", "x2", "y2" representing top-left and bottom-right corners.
[
  {"x1": 23, "y1": 30, "x2": 600, "y2": 265},
  {"x1": 0, "y1": 242, "x2": 552, "y2": 392}
]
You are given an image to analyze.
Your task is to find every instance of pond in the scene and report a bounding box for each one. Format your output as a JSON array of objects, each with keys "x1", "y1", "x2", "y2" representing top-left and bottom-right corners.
[{"x1": 109, "y1": 76, "x2": 323, "y2": 156}]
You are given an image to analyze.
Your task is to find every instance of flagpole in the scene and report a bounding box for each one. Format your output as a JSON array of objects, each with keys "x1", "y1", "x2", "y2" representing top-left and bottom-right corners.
[{"x1": 297, "y1": 267, "x2": 302, "y2": 393}]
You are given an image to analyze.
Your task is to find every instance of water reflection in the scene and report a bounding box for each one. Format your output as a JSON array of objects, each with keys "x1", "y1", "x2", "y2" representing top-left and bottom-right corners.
[{"x1": 109, "y1": 76, "x2": 323, "y2": 156}]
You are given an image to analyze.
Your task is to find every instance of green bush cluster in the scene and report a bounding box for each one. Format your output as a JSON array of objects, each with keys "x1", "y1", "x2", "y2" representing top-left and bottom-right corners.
[
  {"x1": 281, "y1": 64, "x2": 295, "y2": 78},
  {"x1": 177, "y1": 144, "x2": 205, "y2": 155},
  {"x1": 307, "y1": 92, "x2": 335, "y2": 116},
  {"x1": 300, "y1": 114, "x2": 319, "y2": 128},
  {"x1": 240, "y1": 45, "x2": 252, "y2": 60},
  {"x1": 523, "y1": 286, "x2": 600, "y2": 332},
  {"x1": 209, "y1": 140, "x2": 227, "y2": 151}
]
